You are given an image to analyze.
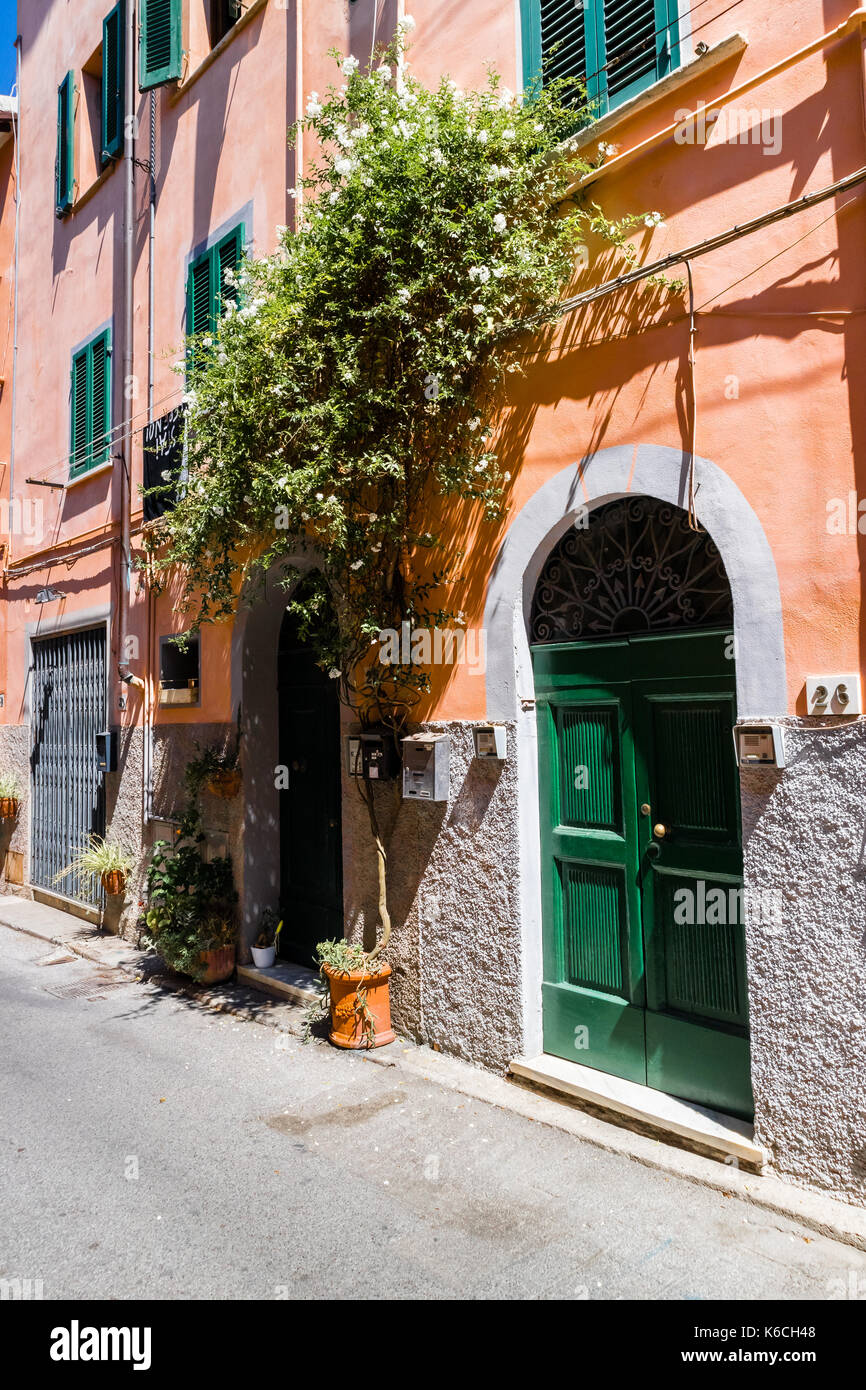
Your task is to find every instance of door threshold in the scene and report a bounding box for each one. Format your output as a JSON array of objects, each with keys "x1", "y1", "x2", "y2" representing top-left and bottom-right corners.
[
  {"x1": 509, "y1": 1054, "x2": 766, "y2": 1170},
  {"x1": 237, "y1": 961, "x2": 320, "y2": 1006}
]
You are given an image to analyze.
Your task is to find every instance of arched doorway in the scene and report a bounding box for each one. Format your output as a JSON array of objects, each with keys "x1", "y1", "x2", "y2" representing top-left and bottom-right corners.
[
  {"x1": 531, "y1": 497, "x2": 752, "y2": 1118},
  {"x1": 277, "y1": 603, "x2": 344, "y2": 966}
]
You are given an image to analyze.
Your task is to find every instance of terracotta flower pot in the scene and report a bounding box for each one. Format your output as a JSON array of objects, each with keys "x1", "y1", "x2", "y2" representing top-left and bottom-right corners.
[
  {"x1": 207, "y1": 768, "x2": 241, "y2": 799},
  {"x1": 323, "y1": 961, "x2": 396, "y2": 1050},
  {"x1": 199, "y1": 944, "x2": 236, "y2": 984},
  {"x1": 101, "y1": 869, "x2": 126, "y2": 897},
  {"x1": 0, "y1": 797, "x2": 20, "y2": 821}
]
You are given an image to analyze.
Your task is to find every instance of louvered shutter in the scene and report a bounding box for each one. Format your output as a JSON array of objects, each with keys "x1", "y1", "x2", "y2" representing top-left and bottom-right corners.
[
  {"x1": 101, "y1": 3, "x2": 125, "y2": 163},
  {"x1": 216, "y1": 225, "x2": 243, "y2": 315},
  {"x1": 55, "y1": 72, "x2": 75, "y2": 216},
  {"x1": 540, "y1": 0, "x2": 588, "y2": 88},
  {"x1": 71, "y1": 351, "x2": 89, "y2": 471},
  {"x1": 140, "y1": 0, "x2": 183, "y2": 91},
  {"x1": 188, "y1": 254, "x2": 213, "y2": 336},
  {"x1": 600, "y1": 0, "x2": 664, "y2": 107},
  {"x1": 90, "y1": 332, "x2": 111, "y2": 466}
]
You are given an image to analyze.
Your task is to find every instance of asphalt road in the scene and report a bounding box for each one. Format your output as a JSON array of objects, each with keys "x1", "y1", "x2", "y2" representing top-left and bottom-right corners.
[{"x1": 1, "y1": 924, "x2": 864, "y2": 1301}]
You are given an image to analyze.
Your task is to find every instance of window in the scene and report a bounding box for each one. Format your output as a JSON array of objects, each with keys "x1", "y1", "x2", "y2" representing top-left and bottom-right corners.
[
  {"x1": 70, "y1": 330, "x2": 112, "y2": 478},
  {"x1": 139, "y1": 0, "x2": 183, "y2": 90},
  {"x1": 186, "y1": 223, "x2": 244, "y2": 343},
  {"x1": 102, "y1": 3, "x2": 125, "y2": 162},
  {"x1": 55, "y1": 71, "x2": 76, "y2": 216},
  {"x1": 159, "y1": 634, "x2": 200, "y2": 706},
  {"x1": 521, "y1": 0, "x2": 680, "y2": 118},
  {"x1": 210, "y1": 0, "x2": 243, "y2": 48}
]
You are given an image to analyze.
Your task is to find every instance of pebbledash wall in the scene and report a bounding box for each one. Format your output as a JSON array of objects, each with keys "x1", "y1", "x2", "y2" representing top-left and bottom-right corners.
[{"x1": 1, "y1": 0, "x2": 865, "y2": 1208}]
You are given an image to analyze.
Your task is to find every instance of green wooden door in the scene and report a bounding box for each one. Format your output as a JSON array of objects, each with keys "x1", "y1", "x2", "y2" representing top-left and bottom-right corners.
[
  {"x1": 534, "y1": 630, "x2": 752, "y2": 1119},
  {"x1": 278, "y1": 610, "x2": 343, "y2": 966}
]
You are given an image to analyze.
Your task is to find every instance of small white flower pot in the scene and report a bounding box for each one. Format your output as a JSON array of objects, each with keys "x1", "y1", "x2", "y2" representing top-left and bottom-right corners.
[{"x1": 251, "y1": 945, "x2": 276, "y2": 969}]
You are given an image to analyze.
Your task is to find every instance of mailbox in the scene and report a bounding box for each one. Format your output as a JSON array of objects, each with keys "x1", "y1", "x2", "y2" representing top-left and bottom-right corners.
[
  {"x1": 733, "y1": 723, "x2": 786, "y2": 769},
  {"x1": 402, "y1": 733, "x2": 450, "y2": 802},
  {"x1": 96, "y1": 729, "x2": 118, "y2": 772},
  {"x1": 473, "y1": 725, "x2": 507, "y2": 760}
]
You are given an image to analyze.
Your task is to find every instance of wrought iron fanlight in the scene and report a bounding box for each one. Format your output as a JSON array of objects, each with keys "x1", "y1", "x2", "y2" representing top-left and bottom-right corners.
[{"x1": 530, "y1": 496, "x2": 733, "y2": 644}]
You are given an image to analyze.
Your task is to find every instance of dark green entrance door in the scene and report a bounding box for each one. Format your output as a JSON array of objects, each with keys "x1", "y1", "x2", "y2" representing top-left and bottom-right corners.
[
  {"x1": 534, "y1": 630, "x2": 752, "y2": 1120},
  {"x1": 278, "y1": 609, "x2": 343, "y2": 966}
]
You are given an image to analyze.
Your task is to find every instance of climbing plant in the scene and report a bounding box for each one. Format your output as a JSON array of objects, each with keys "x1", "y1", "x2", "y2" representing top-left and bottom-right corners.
[{"x1": 145, "y1": 19, "x2": 666, "y2": 960}]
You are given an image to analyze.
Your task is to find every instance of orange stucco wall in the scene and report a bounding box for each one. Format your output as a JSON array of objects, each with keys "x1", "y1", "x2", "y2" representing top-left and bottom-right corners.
[{"x1": 5, "y1": 0, "x2": 866, "y2": 733}]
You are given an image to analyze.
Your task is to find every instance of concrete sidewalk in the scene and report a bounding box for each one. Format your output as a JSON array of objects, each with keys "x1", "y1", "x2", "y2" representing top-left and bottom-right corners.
[{"x1": 2, "y1": 892, "x2": 865, "y2": 1254}]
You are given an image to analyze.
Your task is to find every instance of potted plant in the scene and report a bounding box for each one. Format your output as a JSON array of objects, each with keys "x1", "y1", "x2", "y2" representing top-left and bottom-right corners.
[
  {"x1": 251, "y1": 908, "x2": 282, "y2": 968},
  {"x1": 54, "y1": 837, "x2": 136, "y2": 898},
  {"x1": 0, "y1": 773, "x2": 21, "y2": 821},
  {"x1": 144, "y1": 812, "x2": 238, "y2": 984},
  {"x1": 185, "y1": 717, "x2": 242, "y2": 801},
  {"x1": 311, "y1": 937, "x2": 395, "y2": 1051}
]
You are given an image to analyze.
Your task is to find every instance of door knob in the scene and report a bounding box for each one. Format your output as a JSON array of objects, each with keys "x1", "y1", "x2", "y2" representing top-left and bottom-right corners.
[
  {"x1": 653, "y1": 823, "x2": 670, "y2": 840},
  {"x1": 640, "y1": 803, "x2": 651, "y2": 817}
]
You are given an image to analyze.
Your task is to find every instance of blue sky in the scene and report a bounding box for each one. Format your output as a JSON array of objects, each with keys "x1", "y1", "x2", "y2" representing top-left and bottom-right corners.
[{"x1": 0, "y1": 0, "x2": 15, "y2": 97}]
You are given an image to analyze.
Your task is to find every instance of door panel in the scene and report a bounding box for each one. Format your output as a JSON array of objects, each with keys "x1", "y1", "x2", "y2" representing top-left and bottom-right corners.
[
  {"x1": 536, "y1": 668, "x2": 646, "y2": 1083},
  {"x1": 534, "y1": 631, "x2": 753, "y2": 1120},
  {"x1": 278, "y1": 619, "x2": 343, "y2": 966}
]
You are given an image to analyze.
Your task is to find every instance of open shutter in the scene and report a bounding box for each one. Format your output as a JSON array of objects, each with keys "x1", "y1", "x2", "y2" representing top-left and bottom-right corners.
[
  {"x1": 71, "y1": 351, "x2": 89, "y2": 472},
  {"x1": 540, "y1": 0, "x2": 588, "y2": 88},
  {"x1": 599, "y1": 0, "x2": 678, "y2": 110},
  {"x1": 55, "y1": 71, "x2": 75, "y2": 216},
  {"x1": 188, "y1": 253, "x2": 213, "y2": 338},
  {"x1": 102, "y1": 3, "x2": 125, "y2": 163},
  {"x1": 90, "y1": 332, "x2": 111, "y2": 466},
  {"x1": 140, "y1": 0, "x2": 183, "y2": 90},
  {"x1": 216, "y1": 224, "x2": 243, "y2": 315}
]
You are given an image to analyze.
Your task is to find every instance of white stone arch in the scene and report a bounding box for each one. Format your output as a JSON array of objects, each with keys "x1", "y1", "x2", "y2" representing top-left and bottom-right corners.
[{"x1": 481, "y1": 444, "x2": 786, "y2": 1057}]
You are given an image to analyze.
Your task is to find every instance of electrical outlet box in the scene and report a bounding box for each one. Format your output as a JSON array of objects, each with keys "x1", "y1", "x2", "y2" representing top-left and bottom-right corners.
[
  {"x1": 402, "y1": 734, "x2": 450, "y2": 802},
  {"x1": 474, "y1": 725, "x2": 507, "y2": 760},
  {"x1": 96, "y1": 728, "x2": 118, "y2": 772},
  {"x1": 346, "y1": 731, "x2": 400, "y2": 782},
  {"x1": 806, "y1": 674, "x2": 862, "y2": 716},
  {"x1": 733, "y1": 723, "x2": 786, "y2": 769}
]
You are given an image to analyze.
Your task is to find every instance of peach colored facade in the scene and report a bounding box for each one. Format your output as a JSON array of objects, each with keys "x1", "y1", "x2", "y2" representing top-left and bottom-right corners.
[{"x1": 2, "y1": 1, "x2": 866, "y2": 1203}]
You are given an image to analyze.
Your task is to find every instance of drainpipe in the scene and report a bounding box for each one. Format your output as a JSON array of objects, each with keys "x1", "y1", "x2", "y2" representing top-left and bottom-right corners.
[
  {"x1": 118, "y1": 0, "x2": 143, "y2": 694},
  {"x1": 142, "y1": 88, "x2": 156, "y2": 824},
  {"x1": 8, "y1": 40, "x2": 21, "y2": 570}
]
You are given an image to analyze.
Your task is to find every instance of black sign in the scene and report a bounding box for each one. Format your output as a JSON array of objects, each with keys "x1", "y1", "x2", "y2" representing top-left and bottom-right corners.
[{"x1": 142, "y1": 407, "x2": 185, "y2": 523}]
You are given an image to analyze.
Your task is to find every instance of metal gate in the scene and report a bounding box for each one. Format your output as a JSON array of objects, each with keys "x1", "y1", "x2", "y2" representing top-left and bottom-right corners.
[{"x1": 30, "y1": 626, "x2": 107, "y2": 906}]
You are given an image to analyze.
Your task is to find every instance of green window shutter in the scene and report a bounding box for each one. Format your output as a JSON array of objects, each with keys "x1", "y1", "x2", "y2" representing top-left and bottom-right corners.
[
  {"x1": 216, "y1": 223, "x2": 244, "y2": 315},
  {"x1": 70, "y1": 350, "x2": 89, "y2": 471},
  {"x1": 101, "y1": 3, "x2": 125, "y2": 163},
  {"x1": 523, "y1": 0, "x2": 680, "y2": 115},
  {"x1": 55, "y1": 71, "x2": 75, "y2": 216},
  {"x1": 90, "y1": 331, "x2": 111, "y2": 466},
  {"x1": 140, "y1": 0, "x2": 183, "y2": 91},
  {"x1": 187, "y1": 251, "x2": 213, "y2": 340},
  {"x1": 70, "y1": 331, "x2": 112, "y2": 477}
]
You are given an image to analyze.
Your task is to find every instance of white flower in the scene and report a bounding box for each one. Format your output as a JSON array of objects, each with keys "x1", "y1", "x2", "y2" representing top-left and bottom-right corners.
[
  {"x1": 400, "y1": 14, "x2": 416, "y2": 30},
  {"x1": 492, "y1": 265, "x2": 504, "y2": 279},
  {"x1": 161, "y1": 469, "x2": 173, "y2": 482},
  {"x1": 469, "y1": 265, "x2": 490, "y2": 283},
  {"x1": 468, "y1": 417, "x2": 480, "y2": 431},
  {"x1": 493, "y1": 213, "x2": 507, "y2": 233},
  {"x1": 355, "y1": 122, "x2": 370, "y2": 139},
  {"x1": 502, "y1": 127, "x2": 516, "y2": 142},
  {"x1": 475, "y1": 462, "x2": 487, "y2": 473},
  {"x1": 376, "y1": 63, "x2": 391, "y2": 81},
  {"x1": 430, "y1": 147, "x2": 444, "y2": 165},
  {"x1": 397, "y1": 287, "x2": 410, "y2": 303},
  {"x1": 335, "y1": 157, "x2": 355, "y2": 177},
  {"x1": 335, "y1": 124, "x2": 352, "y2": 148},
  {"x1": 342, "y1": 55, "x2": 359, "y2": 76},
  {"x1": 499, "y1": 88, "x2": 514, "y2": 108},
  {"x1": 598, "y1": 141, "x2": 619, "y2": 159},
  {"x1": 306, "y1": 92, "x2": 322, "y2": 117},
  {"x1": 316, "y1": 492, "x2": 324, "y2": 500},
  {"x1": 329, "y1": 190, "x2": 340, "y2": 203},
  {"x1": 472, "y1": 304, "x2": 485, "y2": 315},
  {"x1": 171, "y1": 360, "x2": 184, "y2": 374},
  {"x1": 644, "y1": 210, "x2": 665, "y2": 228},
  {"x1": 368, "y1": 512, "x2": 378, "y2": 521},
  {"x1": 328, "y1": 668, "x2": 341, "y2": 679},
  {"x1": 182, "y1": 391, "x2": 197, "y2": 408},
  {"x1": 503, "y1": 471, "x2": 511, "y2": 482},
  {"x1": 475, "y1": 129, "x2": 489, "y2": 144},
  {"x1": 287, "y1": 188, "x2": 297, "y2": 200},
  {"x1": 350, "y1": 560, "x2": 363, "y2": 571},
  {"x1": 362, "y1": 175, "x2": 373, "y2": 186},
  {"x1": 275, "y1": 225, "x2": 288, "y2": 239}
]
